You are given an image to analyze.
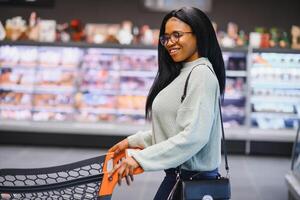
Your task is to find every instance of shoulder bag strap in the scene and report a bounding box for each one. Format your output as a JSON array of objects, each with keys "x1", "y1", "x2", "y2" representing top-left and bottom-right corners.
[{"x1": 181, "y1": 65, "x2": 230, "y2": 175}]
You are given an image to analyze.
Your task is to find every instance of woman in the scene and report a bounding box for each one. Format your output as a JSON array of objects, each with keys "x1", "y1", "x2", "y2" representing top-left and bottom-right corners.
[{"x1": 109, "y1": 7, "x2": 226, "y2": 199}]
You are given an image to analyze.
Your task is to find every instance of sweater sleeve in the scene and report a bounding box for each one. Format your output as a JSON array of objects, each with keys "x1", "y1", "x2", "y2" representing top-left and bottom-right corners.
[
  {"x1": 130, "y1": 67, "x2": 219, "y2": 171},
  {"x1": 127, "y1": 129, "x2": 153, "y2": 148}
]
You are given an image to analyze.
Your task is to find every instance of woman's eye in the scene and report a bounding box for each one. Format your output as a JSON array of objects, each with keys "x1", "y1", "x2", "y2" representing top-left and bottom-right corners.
[{"x1": 173, "y1": 32, "x2": 181, "y2": 38}]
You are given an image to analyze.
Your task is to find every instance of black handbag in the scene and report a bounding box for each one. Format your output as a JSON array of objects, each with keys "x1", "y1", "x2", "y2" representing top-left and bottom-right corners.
[{"x1": 168, "y1": 65, "x2": 231, "y2": 200}]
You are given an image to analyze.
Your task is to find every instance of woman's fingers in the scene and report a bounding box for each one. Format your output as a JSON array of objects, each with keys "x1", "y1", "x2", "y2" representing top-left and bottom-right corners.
[
  {"x1": 108, "y1": 162, "x2": 121, "y2": 178},
  {"x1": 117, "y1": 163, "x2": 126, "y2": 185},
  {"x1": 108, "y1": 156, "x2": 138, "y2": 186},
  {"x1": 124, "y1": 167, "x2": 131, "y2": 185},
  {"x1": 129, "y1": 166, "x2": 134, "y2": 182}
]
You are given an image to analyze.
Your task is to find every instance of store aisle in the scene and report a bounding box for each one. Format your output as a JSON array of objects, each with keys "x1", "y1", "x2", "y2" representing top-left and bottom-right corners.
[{"x1": 0, "y1": 145, "x2": 290, "y2": 200}]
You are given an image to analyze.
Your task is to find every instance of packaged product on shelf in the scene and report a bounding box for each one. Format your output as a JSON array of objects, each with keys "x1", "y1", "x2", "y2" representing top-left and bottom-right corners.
[
  {"x1": 60, "y1": 48, "x2": 83, "y2": 67},
  {"x1": 5, "y1": 16, "x2": 27, "y2": 41},
  {"x1": 56, "y1": 23, "x2": 71, "y2": 42},
  {"x1": 0, "y1": 91, "x2": 31, "y2": 108},
  {"x1": 119, "y1": 49, "x2": 157, "y2": 71},
  {"x1": 269, "y1": 28, "x2": 280, "y2": 48},
  {"x1": 220, "y1": 22, "x2": 238, "y2": 48},
  {"x1": 139, "y1": 25, "x2": 154, "y2": 45},
  {"x1": 38, "y1": 20, "x2": 56, "y2": 42},
  {"x1": 249, "y1": 32, "x2": 262, "y2": 48},
  {"x1": 224, "y1": 77, "x2": 246, "y2": 99},
  {"x1": 33, "y1": 93, "x2": 74, "y2": 111},
  {"x1": 226, "y1": 56, "x2": 246, "y2": 71},
  {"x1": 69, "y1": 19, "x2": 85, "y2": 42},
  {"x1": 80, "y1": 68, "x2": 119, "y2": 91},
  {"x1": 117, "y1": 20, "x2": 134, "y2": 45},
  {"x1": 291, "y1": 25, "x2": 300, "y2": 49},
  {"x1": 35, "y1": 68, "x2": 75, "y2": 90},
  {"x1": 120, "y1": 76, "x2": 153, "y2": 92},
  {"x1": 0, "y1": 67, "x2": 35, "y2": 89},
  {"x1": 117, "y1": 114, "x2": 145, "y2": 125},
  {"x1": 18, "y1": 47, "x2": 38, "y2": 67},
  {"x1": 76, "y1": 112, "x2": 116, "y2": 122},
  {"x1": 221, "y1": 105, "x2": 245, "y2": 124},
  {"x1": 0, "y1": 21, "x2": 5, "y2": 41},
  {"x1": 38, "y1": 47, "x2": 61, "y2": 67},
  {"x1": 85, "y1": 24, "x2": 120, "y2": 44},
  {"x1": 76, "y1": 92, "x2": 117, "y2": 122},
  {"x1": 279, "y1": 31, "x2": 290, "y2": 48},
  {"x1": 36, "y1": 46, "x2": 82, "y2": 68},
  {"x1": 0, "y1": 45, "x2": 38, "y2": 67},
  {"x1": 27, "y1": 12, "x2": 39, "y2": 41},
  {"x1": 81, "y1": 93, "x2": 117, "y2": 109},
  {"x1": 32, "y1": 111, "x2": 73, "y2": 121},
  {"x1": 0, "y1": 109, "x2": 31, "y2": 120},
  {"x1": 82, "y1": 48, "x2": 120, "y2": 70},
  {"x1": 0, "y1": 46, "x2": 20, "y2": 66},
  {"x1": 117, "y1": 95, "x2": 146, "y2": 111}
]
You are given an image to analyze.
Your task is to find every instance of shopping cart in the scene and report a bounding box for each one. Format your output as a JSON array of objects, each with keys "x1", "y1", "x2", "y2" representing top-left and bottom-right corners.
[{"x1": 0, "y1": 149, "x2": 143, "y2": 200}]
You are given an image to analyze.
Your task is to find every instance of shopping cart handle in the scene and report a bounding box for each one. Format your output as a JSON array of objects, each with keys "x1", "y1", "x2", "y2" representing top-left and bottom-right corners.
[{"x1": 98, "y1": 149, "x2": 144, "y2": 199}]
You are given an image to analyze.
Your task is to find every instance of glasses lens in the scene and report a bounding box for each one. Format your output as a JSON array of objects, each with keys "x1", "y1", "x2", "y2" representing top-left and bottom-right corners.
[
  {"x1": 159, "y1": 35, "x2": 168, "y2": 46},
  {"x1": 172, "y1": 31, "x2": 181, "y2": 39}
]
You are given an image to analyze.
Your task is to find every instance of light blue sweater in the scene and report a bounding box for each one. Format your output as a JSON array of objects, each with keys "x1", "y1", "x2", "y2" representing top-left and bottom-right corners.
[{"x1": 127, "y1": 57, "x2": 222, "y2": 172}]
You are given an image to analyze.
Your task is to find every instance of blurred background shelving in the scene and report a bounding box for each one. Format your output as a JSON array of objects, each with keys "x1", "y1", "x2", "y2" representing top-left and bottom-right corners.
[{"x1": 1, "y1": 41, "x2": 300, "y2": 152}]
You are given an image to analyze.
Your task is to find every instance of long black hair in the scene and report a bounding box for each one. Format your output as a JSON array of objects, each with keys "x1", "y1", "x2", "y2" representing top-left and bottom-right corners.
[{"x1": 145, "y1": 7, "x2": 226, "y2": 119}]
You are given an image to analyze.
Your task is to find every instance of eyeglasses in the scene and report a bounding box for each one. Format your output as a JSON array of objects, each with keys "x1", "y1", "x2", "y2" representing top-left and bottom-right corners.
[{"x1": 159, "y1": 31, "x2": 193, "y2": 46}]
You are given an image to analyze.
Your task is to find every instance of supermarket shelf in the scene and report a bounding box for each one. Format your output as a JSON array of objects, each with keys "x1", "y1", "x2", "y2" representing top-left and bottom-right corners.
[
  {"x1": 252, "y1": 63, "x2": 300, "y2": 68},
  {"x1": 221, "y1": 46, "x2": 248, "y2": 53},
  {"x1": 223, "y1": 94, "x2": 246, "y2": 100},
  {"x1": 0, "y1": 120, "x2": 296, "y2": 142},
  {"x1": 0, "y1": 120, "x2": 149, "y2": 136},
  {"x1": 251, "y1": 96, "x2": 300, "y2": 104},
  {"x1": 1, "y1": 40, "x2": 262, "y2": 53},
  {"x1": 80, "y1": 107, "x2": 118, "y2": 114},
  {"x1": 0, "y1": 64, "x2": 36, "y2": 68},
  {"x1": 0, "y1": 40, "x2": 157, "y2": 50},
  {"x1": 0, "y1": 105, "x2": 32, "y2": 110},
  {"x1": 251, "y1": 112, "x2": 298, "y2": 118},
  {"x1": 251, "y1": 81, "x2": 300, "y2": 89},
  {"x1": 32, "y1": 106, "x2": 74, "y2": 113},
  {"x1": 226, "y1": 70, "x2": 247, "y2": 77},
  {"x1": 248, "y1": 128, "x2": 296, "y2": 142},
  {"x1": 0, "y1": 85, "x2": 34, "y2": 92},
  {"x1": 120, "y1": 70, "x2": 156, "y2": 77},
  {"x1": 119, "y1": 90, "x2": 148, "y2": 96},
  {"x1": 225, "y1": 126, "x2": 296, "y2": 142},
  {"x1": 34, "y1": 86, "x2": 75, "y2": 93},
  {"x1": 79, "y1": 87, "x2": 118, "y2": 95},
  {"x1": 253, "y1": 47, "x2": 300, "y2": 54},
  {"x1": 36, "y1": 65, "x2": 78, "y2": 70},
  {"x1": 117, "y1": 109, "x2": 145, "y2": 115}
]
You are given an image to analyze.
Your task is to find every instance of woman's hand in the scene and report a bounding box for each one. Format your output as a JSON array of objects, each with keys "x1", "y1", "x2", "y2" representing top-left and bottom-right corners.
[
  {"x1": 108, "y1": 138, "x2": 129, "y2": 155},
  {"x1": 108, "y1": 156, "x2": 140, "y2": 186}
]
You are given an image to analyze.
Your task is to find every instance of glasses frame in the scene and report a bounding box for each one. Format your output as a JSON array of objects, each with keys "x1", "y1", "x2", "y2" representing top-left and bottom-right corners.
[{"x1": 159, "y1": 31, "x2": 193, "y2": 46}]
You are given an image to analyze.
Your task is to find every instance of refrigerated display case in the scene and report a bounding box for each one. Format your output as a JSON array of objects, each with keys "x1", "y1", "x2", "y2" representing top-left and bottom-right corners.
[
  {"x1": 249, "y1": 49, "x2": 300, "y2": 130},
  {"x1": 1, "y1": 41, "x2": 300, "y2": 149},
  {"x1": 222, "y1": 48, "x2": 248, "y2": 128},
  {"x1": 0, "y1": 45, "x2": 36, "y2": 120}
]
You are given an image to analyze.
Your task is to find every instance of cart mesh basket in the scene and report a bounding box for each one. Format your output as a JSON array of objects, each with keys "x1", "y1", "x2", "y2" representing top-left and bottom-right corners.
[{"x1": 0, "y1": 155, "x2": 105, "y2": 200}]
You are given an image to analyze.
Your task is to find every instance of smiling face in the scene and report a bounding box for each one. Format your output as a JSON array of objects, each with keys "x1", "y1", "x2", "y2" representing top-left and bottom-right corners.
[{"x1": 163, "y1": 17, "x2": 199, "y2": 62}]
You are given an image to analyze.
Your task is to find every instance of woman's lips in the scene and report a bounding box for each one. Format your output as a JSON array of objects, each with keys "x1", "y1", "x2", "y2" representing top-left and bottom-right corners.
[{"x1": 168, "y1": 47, "x2": 180, "y2": 56}]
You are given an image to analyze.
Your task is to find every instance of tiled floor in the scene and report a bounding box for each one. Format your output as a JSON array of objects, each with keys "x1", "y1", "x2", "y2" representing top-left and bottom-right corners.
[{"x1": 0, "y1": 145, "x2": 291, "y2": 200}]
